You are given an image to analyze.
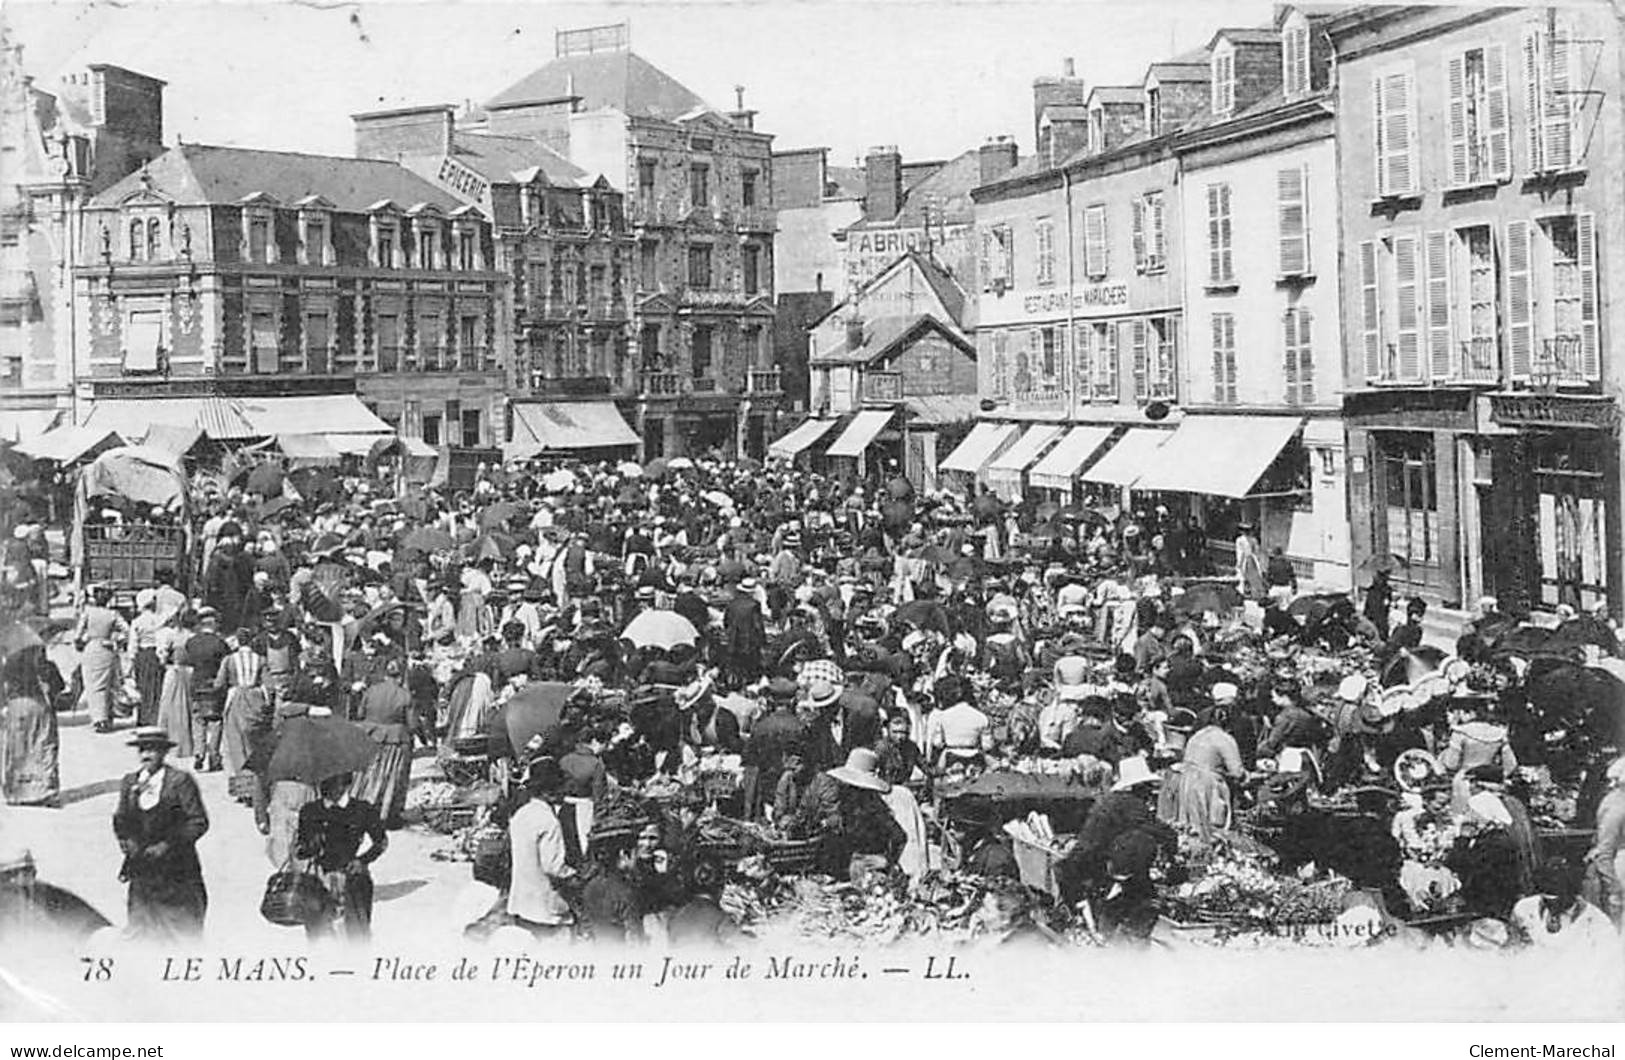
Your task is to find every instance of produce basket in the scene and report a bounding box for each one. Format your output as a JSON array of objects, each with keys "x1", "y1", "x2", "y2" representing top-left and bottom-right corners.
[{"x1": 1009, "y1": 832, "x2": 1069, "y2": 900}]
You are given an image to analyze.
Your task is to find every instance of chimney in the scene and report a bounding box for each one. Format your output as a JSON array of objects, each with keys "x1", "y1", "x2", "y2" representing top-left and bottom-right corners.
[
  {"x1": 728, "y1": 85, "x2": 756, "y2": 131},
  {"x1": 978, "y1": 136, "x2": 1019, "y2": 184},
  {"x1": 1031, "y1": 57, "x2": 1087, "y2": 155},
  {"x1": 864, "y1": 145, "x2": 902, "y2": 222},
  {"x1": 352, "y1": 103, "x2": 456, "y2": 161}
]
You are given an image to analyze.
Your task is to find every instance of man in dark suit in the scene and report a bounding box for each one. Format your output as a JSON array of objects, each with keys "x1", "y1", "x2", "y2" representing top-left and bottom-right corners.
[
  {"x1": 721, "y1": 578, "x2": 767, "y2": 686},
  {"x1": 113, "y1": 727, "x2": 210, "y2": 939}
]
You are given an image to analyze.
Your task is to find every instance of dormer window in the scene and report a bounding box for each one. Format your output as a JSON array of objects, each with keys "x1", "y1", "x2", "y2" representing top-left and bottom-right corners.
[
  {"x1": 243, "y1": 208, "x2": 275, "y2": 265},
  {"x1": 457, "y1": 228, "x2": 478, "y2": 271},
  {"x1": 1212, "y1": 42, "x2": 1236, "y2": 117},
  {"x1": 1089, "y1": 105, "x2": 1105, "y2": 153},
  {"x1": 1147, "y1": 86, "x2": 1163, "y2": 137},
  {"x1": 1283, "y1": 13, "x2": 1311, "y2": 99},
  {"x1": 128, "y1": 215, "x2": 162, "y2": 262},
  {"x1": 416, "y1": 222, "x2": 439, "y2": 270},
  {"x1": 299, "y1": 211, "x2": 330, "y2": 267}
]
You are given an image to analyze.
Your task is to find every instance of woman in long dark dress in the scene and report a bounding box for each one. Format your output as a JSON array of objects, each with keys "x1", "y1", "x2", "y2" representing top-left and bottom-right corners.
[{"x1": 112, "y1": 727, "x2": 209, "y2": 940}]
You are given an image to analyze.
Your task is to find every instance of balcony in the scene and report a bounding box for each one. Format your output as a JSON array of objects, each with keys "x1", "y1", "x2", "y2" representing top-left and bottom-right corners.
[
  {"x1": 1532, "y1": 335, "x2": 1587, "y2": 389},
  {"x1": 641, "y1": 371, "x2": 685, "y2": 397},
  {"x1": 735, "y1": 205, "x2": 777, "y2": 233},
  {"x1": 861, "y1": 370, "x2": 903, "y2": 404},
  {"x1": 691, "y1": 376, "x2": 718, "y2": 393},
  {"x1": 530, "y1": 376, "x2": 614, "y2": 398},
  {"x1": 456, "y1": 346, "x2": 493, "y2": 372},
  {"x1": 419, "y1": 346, "x2": 446, "y2": 372},
  {"x1": 1457, "y1": 337, "x2": 1499, "y2": 383},
  {"x1": 747, "y1": 368, "x2": 781, "y2": 394}
]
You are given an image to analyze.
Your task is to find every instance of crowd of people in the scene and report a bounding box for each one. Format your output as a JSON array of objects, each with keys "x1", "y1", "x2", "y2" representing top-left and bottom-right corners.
[{"x1": 1, "y1": 449, "x2": 1623, "y2": 955}]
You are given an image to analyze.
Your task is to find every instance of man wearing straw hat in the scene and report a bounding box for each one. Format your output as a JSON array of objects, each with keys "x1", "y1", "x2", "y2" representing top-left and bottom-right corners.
[{"x1": 112, "y1": 727, "x2": 209, "y2": 939}]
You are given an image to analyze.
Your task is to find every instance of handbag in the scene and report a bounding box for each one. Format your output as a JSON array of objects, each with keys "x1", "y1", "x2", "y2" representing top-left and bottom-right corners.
[{"x1": 259, "y1": 856, "x2": 331, "y2": 927}]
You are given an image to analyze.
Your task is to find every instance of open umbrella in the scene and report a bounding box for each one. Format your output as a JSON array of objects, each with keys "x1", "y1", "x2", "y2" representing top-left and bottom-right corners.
[
  {"x1": 0, "y1": 621, "x2": 44, "y2": 656},
  {"x1": 401, "y1": 526, "x2": 454, "y2": 554},
  {"x1": 1551, "y1": 616, "x2": 1621, "y2": 657},
  {"x1": 703, "y1": 490, "x2": 735, "y2": 510},
  {"x1": 486, "y1": 682, "x2": 575, "y2": 761},
  {"x1": 667, "y1": 457, "x2": 695, "y2": 470},
  {"x1": 643, "y1": 458, "x2": 669, "y2": 479},
  {"x1": 617, "y1": 461, "x2": 644, "y2": 479},
  {"x1": 258, "y1": 495, "x2": 298, "y2": 521},
  {"x1": 267, "y1": 715, "x2": 378, "y2": 785},
  {"x1": 621, "y1": 609, "x2": 700, "y2": 651},
  {"x1": 1170, "y1": 582, "x2": 1243, "y2": 615},
  {"x1": 891, "y1": 599, "x2": 952, "y2": 634},
  {"x1": 543, "y1": 469, "x2": 576, "y2": 493},
  {"x1": 616, "y1": 485, "x2": 644, "y2": 507},
  {"x1": 245, "y1": 463, "x2": 285, "y2": 498},
  {"x1": 1287, "y1": 593, "x2": 1341, "y2": 623},
  {"x1": 468, "y1": 531, "x2": 515, "y2": 562},
  {"x1": 478, "y1": 501, "x2": 518, "y2": 530}
]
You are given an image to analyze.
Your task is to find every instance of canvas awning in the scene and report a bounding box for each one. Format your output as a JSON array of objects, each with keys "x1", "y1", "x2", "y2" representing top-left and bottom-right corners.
[
  {"x1": 398, "y1": 437, "x2": 437, "y2": 459},
  {"x1": 276, "y1": 433, "x2": 341, "y2": 465},
  {"x1": 1130, "y1": 416, "x2": 1303, "y2": 498},
  {"x1": 141, "y1": 423, "x2": 204, "y2": 460},
  {"x1": 1080, "y1": 428, "x2": 1174, "y2": 487},
  {"x1": 15, "y1": 425, "x2": 125, "y2": 464},
  {"x1": 510, "y1": 401, "x2": 639, "y2": 452},
  {"x1": 84, "y1": 396, "x2": 258, "y2": 440},
  {"x1": 768, "y1": 418, "x2": 838, "y2": 460},
  {"x1": 985, "y1": 423, "x2": 1063, "y2": 485},
  {"x1": 939, "y1": 422, "x2": 1017, "y2": 474},
  {"x1": 1027, "y1": 426, "x2": 1114, "y2": 491},
  {"x1": 825, "y1": 409, "x2": 895, "y2": 458},
  {"x1": 0, "y1": 408, "x2": 62, "y2": 444},
  {"x1": 238, "y1": 395, "x2": 391, "y2": 436},
  {"x1": 323, "y1": 432, "x2": 396, "y2": 458}
]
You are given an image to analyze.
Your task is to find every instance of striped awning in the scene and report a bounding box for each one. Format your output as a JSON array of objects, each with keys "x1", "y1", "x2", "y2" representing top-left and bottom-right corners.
[
  {"x1": 768, "y1": 418, "x2": 838, "y2": 459},
  {"x1": 1028, "y1": 426, "x2": 1113, "y2": 490},
  {"x1": 1080, "y1": 428, "x2": 1174, "y2": 487},
  {"x1": 985, "y1": 423, "x2": 1063, "y2": 485},
  {"x1": 825, "y1": 409, "x2": 895, "y2": 458},
  {"x1": 939, "y1": 421, "x2": 1016, "y2": 474}
]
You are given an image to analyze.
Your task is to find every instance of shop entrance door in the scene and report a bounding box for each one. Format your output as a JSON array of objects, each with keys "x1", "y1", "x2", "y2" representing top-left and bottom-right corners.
[
  {"x1": 1534, "y1": 435, "x2": 1609, "y2": 612},
  {"x1": 1378, "y1": 432, "x2": 1444, "y2": 593}
]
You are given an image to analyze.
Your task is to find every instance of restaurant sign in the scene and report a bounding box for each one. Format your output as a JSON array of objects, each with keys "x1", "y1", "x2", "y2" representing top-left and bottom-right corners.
[{"x1": 980, "y1": 282, "x2": 1132, "y2": 325}]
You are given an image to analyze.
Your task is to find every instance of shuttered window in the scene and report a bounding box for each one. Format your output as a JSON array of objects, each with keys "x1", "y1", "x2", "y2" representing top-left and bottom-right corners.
[
  {"x1": 1083, "y1": 204, "x2": 1109, "y2": 279},
  {"x1": 1359, "y1": 240, "x2": 1383, "y2": 381},
  {"x1": 251, "y1": 312, "x2": 278, "y2": 374},
  {"x1": 1447, "y1": 45, "x2": 1511, "y2": 186},
  {"x1": 1284, "y1": 308, "x2": 1314, "y2": 406},
  {"x1": 1073, "y1": 323, "x2": 1092, "y2": 402},
  {"x1": 1207, "y1": 183, "x2": 1233, "y2": 284},
  {"x1": 1283, "y1": 20, "x2": 1311, "y2": 99},
  {"x1": 1130, "y1": 318, "x2": 1149, "y2": 400},
  {"x1": 1524, "y1": 24, "x2": 1581, "y2": 173},
  {"x1": 1276, "y1": 167, "x2": 1310, "y2": 277},
  {"x1": 1394, "y1": 233, "x2": 1421, "y2": 381},
  {"x1": 1034, "y1": 217, "x2": 1056, "y2": 287},
  {"x1": 1505, "y1": 219, "x2": 1534, "y2": 381},
  {"x1": 1131, "y1": 198, "x2": 1146, "y2": 272},
  {"x1": 1425, "y1": 231, "x2": 1453, "y2": 380},
  {"x1": 1372, "y1": 68, "x2": 1418, "y2": 196},
  {"x1": 1211, "y1": 313, "x2": 1237, "y2": 404},
  {"x1": 1095, "y1": 323, "x2": 1119, "y2": 400},
  {"x1": 1145, "y1": 192, "x2": 1166, "y2": 273}
]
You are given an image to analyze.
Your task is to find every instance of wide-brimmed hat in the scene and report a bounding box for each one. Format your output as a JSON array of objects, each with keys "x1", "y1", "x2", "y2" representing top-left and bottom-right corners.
[
  {"x1": 127, "y1": 725, "x2": 176, "y2": 749},
  {"x1": 1209, "y1": 682, "x2": 1240, "y2": 706},
  {"x1": 1111, "y1": 755, "x2": 1161, "y2": 792},
  {"x1": 805, "y1": 678, "x2": 843, "y2": 710},
  {"x1": 675, "y1": 675, "x2": 713, "y2": 711},
  {"x1": 738, "y1": 577, "x2": 759, "y2": 592},
  {"x1": 827, "y1": 748, "x2": 890, "y2": 793},
  {"x1": 1337, "y1": 674, "x2": 1368, "y2": 703}
]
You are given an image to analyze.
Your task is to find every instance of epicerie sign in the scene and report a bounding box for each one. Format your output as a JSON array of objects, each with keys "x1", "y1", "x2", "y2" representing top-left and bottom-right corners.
[{"x1": 436, "y1": 157, "x2": 490, "y2": 204}]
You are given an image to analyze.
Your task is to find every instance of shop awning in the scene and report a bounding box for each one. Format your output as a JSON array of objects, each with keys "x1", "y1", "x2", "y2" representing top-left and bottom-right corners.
[
  {"x1": 1027, "y1": 426, "x2": 1114, "y2": 491},
  {"x1": 939, "y1": 422, "x2": 1017, "y2": 474},
  {"x1": 985, "y1": 423, "x2": 1064, "y2": 484},
  {"x1": 825, "y1": 409, "x2": 895, "y2": 458},
  {"x1": 1131, "y1": 415, "x2": 1303, "y2": 498},
  {"x1": 324, "y1": 432, "x2": 396, "y2": 459},
  {"x1": 399, "y1": 437, "x2": 438, "y2": 459},
  {"x1": 238, "y1": 395, "x2": 391, "y2": 436},
  {"x1": 16, "y1": 425, "x2": 125, "y2": 464},
  {"x1": 276, "y1": 433, "x2": 341, "y2": 466},
  {"x1": 510, "y1": 401, "x2": 640, "y2": 452},
  {"x1": 768, "y1": 418, "x2": 838, "y2": 460},
  {"x1": 84, "y1": 396, "x2": 258, "y2": 440},
  {"x1": 0, "y1": 408, "x2": 62, "y2": 444},
  {"x1": 1080, "y1": 428, "x2": 1173, "y2": 487},
  {"x1": 141, "y1": 424, "x2": 204, "y2": 460}
]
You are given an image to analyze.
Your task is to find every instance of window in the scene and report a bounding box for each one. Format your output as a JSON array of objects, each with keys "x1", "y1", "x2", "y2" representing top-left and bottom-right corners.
[
  {"x1": 1034, "y1": 218, "x2": 1056, "y2": 286},
  {"x1": 1133, "y1": 192, "x2": 1166, "y2": 273},
  {"x1": 588, "y1": 264, "x2": 606, "y2": 305},
  {"x1": 420, "y1": 314, "x2": 442, "y2": 371},
  {"x1": 1359, "y1": 240, "x2": 1383, "y2": 380},
  {"x1": 417, "y1": 226, "x2": 438, "y2": 270},
  {"x1": 1532, "y1": 213, "x2": 1599, "y2": 384},
  {"x1": 125, "y1": 310, "x2": 162, "y2": 372},
  {"x1": 1072, "y1": 323, "x2": 1092, "y2": 400},
  {"x1": 458, "y1": 230, "x2": 478, "y2": 271},
  {"x1": 1149, "y1": 316, "x2": 1177, "y2": 401},
  {"x1": 1365, "y1": 232, "x2": 1422, "y2": 382},
  {"x1": 1524, "y1": 24, "x2": 1582, "y2": 173},
  {"x1": 640, "y1": 241, "x2": 658, "y2": 291},
  {"x1": 459, "y1": 315, "x2": 481, "y2": 367},
  {"x1": 1277, "y1": 166, "x2": 1311, "y2": 277},
  {"x1": 146, "y1": 219, "x2": 161, "y2": 261},
  {"x1": 687, "y1": 245, "x2": 712, "y2": 289},
  {"x1": 422, "y1": 413, "x2": 441, "y2": 446},
  {"x1": 302, "y1": 214, "x2": 327, "y2": 266},
  {"x1": 1212, "y1": 45, "x2": 1236, "y2": 116},
  {"x1": 251, "y1": 311, "x2": 278, "y2": 374},
  {"x1": 1373, "y1": 67, "x2": 1419, "y2": 196},
  {"x1": 1130, "y1": 319, "x2": 1149, "y2": 401},
  {"x1": 691, "y1": 326, "x2": 713, "y2": 377},
  {"x1": 1083, "y1": 204, "x2": 1108, "y2": 279},
  {"x1": 743, "y1": 243, "x2": 761, "y2": 295},
  {"x1": 742, "y1": 169, "x2": 758, "y2": 208},
  {"x1": 1453, "y1": 225, "x2": 1499, "y2": 380},
  {"x1": 1424, "y1": 229, "x2": 1453, "y2": 380},
  {"x1": 1284, "y1": 307, "x2": 1314, "y2": 405},
  {"x1": 1039, "y1": 326, "x2": 1058, "y2": 380},
  {"x1": 377, "y1": 314, "x2": 400, "y2": 372},
  {"x1": 461, "y1": 409, "x2": 482, "y2": 448},
  {"x1": 1211, "y1": 313, "x2": 1237, "y2": 404},
  {"x1": 1093, "y1": 322, "x2": 1119, "y2": 400},
  {"x1": 128, "y1": 220, "x2": 145, "y2": 262},
  {"x1": 689, "y1": 164, "x2": 710, "y2": 209},
  {"x1": 1206, "y1": 184, "x2": 1233, "y2": 285},
  {"x1": 1448, "y1": 46, "x2": 1511, "y2": 186},
  {"x1": 305, "y1": 313, "x2": 329, "y2": 373},
  {"x1": 1283, "y1": 17, "x2": 1311, "y2": 98},
  {"x1": 980, "y1": 224, "x2": 1013, "y2": 290},
  {"x1": 638, "y1": 158, "x2": 657, "y2": 206},
  {"x1": 641, "y1": 323, "x2": 663, "y2": 368},
  {"x1": 1146, "y1": 87, "x2": 1162, "y2": 137},
  {"x1": 376, "y1": 225, "x2": 396, "y2": 269}
]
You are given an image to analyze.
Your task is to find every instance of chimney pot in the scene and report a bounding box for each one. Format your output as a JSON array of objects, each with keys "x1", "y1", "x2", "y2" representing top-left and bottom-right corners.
[{"x1": 1063, "y1": 57, "x2": 1076, "y2": 78}]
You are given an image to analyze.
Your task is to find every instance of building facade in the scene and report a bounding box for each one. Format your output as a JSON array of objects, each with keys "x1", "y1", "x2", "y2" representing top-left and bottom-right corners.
[
  {"x1": 479, "y1": 26, "x2": 780, "y2": 459},
  {"x1": 1330, "y1": 6, "x2": 1625, "y2": 615},
  {"x1": 73, "y1": 144, "x2": 504, "y2": 444},
  {"x1": 1, "y1": 43, "x2": 165, "y2": 432}
]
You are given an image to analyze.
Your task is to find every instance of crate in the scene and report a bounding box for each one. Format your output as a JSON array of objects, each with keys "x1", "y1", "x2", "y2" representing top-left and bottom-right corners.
[{"x1": 1010, "y1": 832, "x2": 1069, "y2": 899}]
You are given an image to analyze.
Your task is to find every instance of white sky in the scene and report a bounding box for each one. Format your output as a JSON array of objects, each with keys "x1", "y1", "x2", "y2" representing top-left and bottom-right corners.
[{"x1": 8, "y1": 0, "x2": 1276, "y2": 165}]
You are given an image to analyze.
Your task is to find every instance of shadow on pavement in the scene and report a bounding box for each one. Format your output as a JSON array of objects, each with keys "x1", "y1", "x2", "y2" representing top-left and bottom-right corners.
[
  {"x1": 56, "y1": 778, "x2": 122, "y2": 807},
  {"x1": 374, "y1": 878, "x2": 428, "y2": 903}
]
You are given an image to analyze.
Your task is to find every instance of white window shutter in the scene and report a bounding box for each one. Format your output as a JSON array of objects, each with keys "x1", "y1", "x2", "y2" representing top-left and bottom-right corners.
[
  {"x1": 1395, "y1": 233, "x2": 1421, "y2": 380},
  {"x1": 1384, "y1": 71, "x2": 1417, "y2": 195},
  {"x1": 1131, "y1": 198, "x2": 1147, "y2": 272},
  {"x1": 1506, "y1": 219, "x2": 1534, "y2": 381},
  {"x1": 1283, "y1": 309, "x2": 1298, "y2": 404},
  {"x1": 1372, "y1": 76, "x2": 1388, "y2": 196},
  {"x1": 1212, "y1": 314, "x2": 1226, "y2": 403},
  {"x1": 1485, "y1": 44, "x2": 1511, "y2": 178},
  {"x1": 1297, "y1": 309, "x2": 1315, "y2": 404},
  {"x1": 1578, "y1": 211, "x2": 1599, "y2": 380},
  {"x1": 1277, "y1": 167, "x2": 1308, "y2": 276},
  {"x1": 1360, "y1": 240, "x2": 1382, "y2": 381},
  {"x1": 1149, "y1": 195, "x2": 1165, "y2": 268},
  {"x1": 1447, "y1": 54, "x2": 1470, "y2": 186},
  {"x1": 1131, "y1": 319, "x2": 1148, "y2": 399},
  {"x1": 1523, "y1": 28, "x2": 1545, "y2": 172},
  {"x1": 1425, "y1": 230, "x2": 1453, "y2": 380},
  {"x1": 1207, "y1": 184, "x2": 1223, "y2": 283},
  {"x1": 1545, "y1": 28, "x2": 1575, "y2": 170}
]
